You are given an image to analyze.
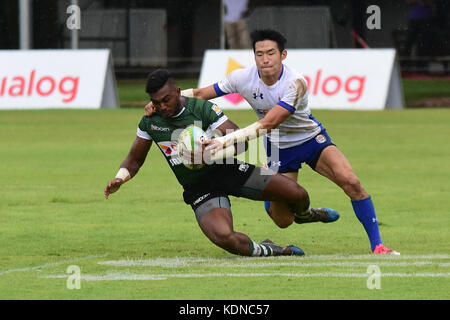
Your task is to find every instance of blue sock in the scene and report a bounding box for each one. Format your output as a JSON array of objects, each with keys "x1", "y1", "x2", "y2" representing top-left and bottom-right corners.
[
  {"x1": 264, "y1": 201, "x2": 271, "y2": 216},
  {"x1": 351, "y1": 196, "x2": 382, "y2": 251}
]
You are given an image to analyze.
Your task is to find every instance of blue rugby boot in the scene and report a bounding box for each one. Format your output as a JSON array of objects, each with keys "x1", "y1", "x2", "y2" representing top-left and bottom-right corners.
[
  {"x1": 294, "y1": 207, "x2": 340, "y2": 224},
  {"x1": 286, "y1": 244, "x2": 305, "y2": 256}
]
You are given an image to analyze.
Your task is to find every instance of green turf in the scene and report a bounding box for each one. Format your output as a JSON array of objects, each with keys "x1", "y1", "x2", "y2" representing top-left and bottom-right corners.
[
  {"x1": 402, "y1": 78, "x2": 450, "y2": 102},
  {"x1": 0, "y1": 108, "x2": 449, "y2": 300}
]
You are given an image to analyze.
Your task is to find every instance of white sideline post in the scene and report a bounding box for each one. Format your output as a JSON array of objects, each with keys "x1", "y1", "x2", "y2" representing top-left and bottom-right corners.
[
  {"x1": 19, "y1": 0, "x2": 32, "y2": 50},
  {"x1": 220, "y1": 0, "x2": 225, "y2": 49},
  {"x1": 70, "y1": 0, "x2": 79, "y2": 49}
]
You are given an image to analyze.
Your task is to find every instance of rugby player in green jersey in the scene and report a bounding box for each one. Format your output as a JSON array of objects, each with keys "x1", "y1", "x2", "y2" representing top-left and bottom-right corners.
[{"x1": 105, "y1": 69, "x2": 320, "y2": 257}]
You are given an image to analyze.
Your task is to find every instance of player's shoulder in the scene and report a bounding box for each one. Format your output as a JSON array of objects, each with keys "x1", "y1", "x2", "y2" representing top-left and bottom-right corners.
[
  {"x1": 139, "y1": 114, "x2": 150, "y2": 127},
  {"x1": 138, "y1": 114, "x2": 154, "y2": 133},
  {"x1": 185, "y1": 96, "x2": 214, "y2": 112},
  {"x1": 185, "y1": 97, "x2": 225, "y2": 127},
  {"x1": 185, "y1": 97, "x2": 219, "y2": 117},
  {"x1": 228, "y1": 64, "x2": 257, "y2": 80},
  {"x1": 140, "y1": 107, "x2": 172, "y2": 124},
  {"x1": 281, "y1": 64, "x2": 308, "y2": 89},
  {"x1": 282, "y1": 64, "x2": 306, "y2": 81}
]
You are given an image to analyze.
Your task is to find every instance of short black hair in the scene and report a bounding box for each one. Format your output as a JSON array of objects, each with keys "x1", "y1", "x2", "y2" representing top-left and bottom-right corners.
[
  {"x1": 250, "y1": 29, "x2": 287, "y2": 52},
  {"x1": 145, "y1": 69, "x2": 175, "y2": 94}
]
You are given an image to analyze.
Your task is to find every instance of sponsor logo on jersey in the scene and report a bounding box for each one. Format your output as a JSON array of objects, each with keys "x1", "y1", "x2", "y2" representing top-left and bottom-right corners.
[
  {"x1": 211, "y1": 104, "x2": 222, "y2": 116},
  {"x1": 151, "y1": 124, "x2": 170, "y2": 132},
  {"x1": 253, "y1": 92, "x2": 264, "y2": 99},
  {"x1": 157, "y1": 141, "x2": 178, "y2": 157},
  {"x1": 252, "y1": 88, "x2": 264, "y2": 100},
  {"x1": 238, "y1": 163, "x2": 250, "y2": 172},
  {"x1": 315, "y1": 134, "x2": 326, "y2": 144},
  {"x1": 271, "y1": 161, "x2": 282, "y2": 167},
  {"x1": 193, "y1": 193, "x2": 211, "y2": 206}
]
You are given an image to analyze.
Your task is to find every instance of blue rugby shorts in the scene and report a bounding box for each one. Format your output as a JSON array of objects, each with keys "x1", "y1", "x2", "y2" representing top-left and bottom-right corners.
[{"x1": 265, "y1": 130, "x2": 335, "y2": 173}]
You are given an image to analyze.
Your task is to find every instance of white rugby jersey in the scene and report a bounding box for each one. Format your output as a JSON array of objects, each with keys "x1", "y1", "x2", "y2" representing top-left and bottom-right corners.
[{"x1": 214, "y1": 64, "x2": 323, "y2": 148}]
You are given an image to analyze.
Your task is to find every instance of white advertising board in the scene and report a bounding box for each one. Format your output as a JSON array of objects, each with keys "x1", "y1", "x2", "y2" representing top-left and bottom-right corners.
[
  {"x1": 199, "y1": 49, "x2": 404, "y2": 110},
  {"x1": 0, "y1": 49, "x2": 119, "y2": 109}
]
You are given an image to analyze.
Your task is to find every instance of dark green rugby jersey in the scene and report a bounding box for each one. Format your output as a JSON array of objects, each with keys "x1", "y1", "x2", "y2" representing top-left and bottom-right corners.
[{"x1": 138, "y1": 97, "x2": 227, "y2": 187}]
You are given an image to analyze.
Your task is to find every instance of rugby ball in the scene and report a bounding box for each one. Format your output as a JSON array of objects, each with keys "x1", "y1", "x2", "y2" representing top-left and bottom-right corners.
[{"x1": 177, "y1": 125, "x2": 207, "y2": 169}]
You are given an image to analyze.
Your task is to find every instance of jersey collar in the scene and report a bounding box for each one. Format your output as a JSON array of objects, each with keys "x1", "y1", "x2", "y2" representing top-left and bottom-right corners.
[
  {"x1": 257, "y1": 64, "x2": 285, "y2": 82},
  {"x1": 172, "y1": 107, "x2": 185, "y2": 118}
]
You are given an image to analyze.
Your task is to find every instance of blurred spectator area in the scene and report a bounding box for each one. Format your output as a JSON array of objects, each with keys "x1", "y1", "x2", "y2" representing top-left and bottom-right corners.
[
  {"x1": 60, "y1": 7, "x2": 168, "y2": 67},
  {"x1": 0, "y1": 0, "x2": 448, "y2": 77}
]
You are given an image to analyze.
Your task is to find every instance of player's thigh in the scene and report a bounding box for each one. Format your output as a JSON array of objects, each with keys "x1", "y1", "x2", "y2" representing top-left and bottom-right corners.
[
  {"x1": 259, "y1": 172, "x2": 308, "y2": 203},
  {"x1": 314, "y1": 145, "x2": 356, "y2": 185},
  {"x1": 281, "y1": 171, "x2": 298, "y2": 182},
  {"x1": 195, "y1": 197, "x2": 234, "y2": 242},
  {"x1": 268, "y1": 171, "x2": 299, "y2": 214}
]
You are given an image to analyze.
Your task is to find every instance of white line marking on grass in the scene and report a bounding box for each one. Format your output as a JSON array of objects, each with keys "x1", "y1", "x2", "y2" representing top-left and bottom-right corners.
[
  {"x1": 99, "y1": 257, "x2": 220, "y2": 267},
  {"x1": 42, "y1": 271, "x2": 450, "y2": 281},
  {"x1": 100, "y1": 259, "x2": 436, "y2": 268},
  {"x1": 211, "y1": 261, "x2": 437, "y2": 267},
  {"x1": 99, "y1": 254, "x2": 450, "y2": 268},
  {"x1": 0, "y1": 254, "x2": 108, "y2": 276},
  {"x1": 287, "y1": 254, "x2": 450, "y2": 260},
  {"x1": 38, "y1": 254, "x2": 450, "y2": 282}
]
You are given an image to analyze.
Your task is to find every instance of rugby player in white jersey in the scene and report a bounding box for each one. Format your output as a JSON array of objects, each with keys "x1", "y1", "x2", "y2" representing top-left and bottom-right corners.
[{"x1": 145, "y1": 30, "x2": 399, "y2": 255}]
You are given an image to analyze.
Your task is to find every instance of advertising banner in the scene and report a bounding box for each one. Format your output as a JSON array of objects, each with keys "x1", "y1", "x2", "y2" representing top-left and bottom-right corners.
[
  {"x1": 0, "y1": 49, "x2": 119, "y2": 109},
  {"x1": 199, "y1": 49, "x2": 404, "y2": 110}
]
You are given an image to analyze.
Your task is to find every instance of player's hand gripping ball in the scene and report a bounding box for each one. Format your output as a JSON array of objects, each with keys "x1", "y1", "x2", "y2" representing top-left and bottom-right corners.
[{"x1": 177, "y1": 125, "x2": 207, "y2": 169}]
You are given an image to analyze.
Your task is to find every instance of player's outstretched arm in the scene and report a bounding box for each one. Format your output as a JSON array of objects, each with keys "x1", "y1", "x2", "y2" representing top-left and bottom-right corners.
[
  {"x1": 104, "y1": 137, "x2": 152, "y2": 199},
  {"x1": 257, "y1": 105, "x2": 292, "y2": 131},
  {"x1": 181, "y1": 119, "x2": 247, "y2": 164},
  {"x1": 205, "y1": 105, "x2": 291, "y2": 157},
  {"x1": 212, "y1": 118, "x2": 249, "y2": 157},
  {"x1": 188, "y1": 85, "x2": 218, "y2": 100}
]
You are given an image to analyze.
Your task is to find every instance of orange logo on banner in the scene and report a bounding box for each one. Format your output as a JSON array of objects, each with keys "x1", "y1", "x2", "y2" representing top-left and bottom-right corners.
[
  {"x1": 226, "y1": 57, "x2": 244, "y2": 75},
  {"x1": 224, "y1": 58, "x2": 245, "y2": 105}
]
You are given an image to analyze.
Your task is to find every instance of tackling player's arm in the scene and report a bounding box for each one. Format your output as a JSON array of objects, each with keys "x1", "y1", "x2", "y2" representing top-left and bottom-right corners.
[
  {"x1": 206, "y1": 78, "x2": 307, "y2": 155},
  {"x1": 104, "y1": 137, "x2": 152, "y2": 199},
  {"x1": 185, "y1": 85, "x2": 218, "y2": 100},
  {"x1": 215, "y1": 118, "x2": 248, "y2": 154},
  {"x1": 202, "y1": 118, "x2": 249, "y2": 162},
  {"x1": 205, "y1": 106, "x2": 290, "y2": 157},
  {"x1": 182, "y1": 118, "x2": 248, "y2": 164}
]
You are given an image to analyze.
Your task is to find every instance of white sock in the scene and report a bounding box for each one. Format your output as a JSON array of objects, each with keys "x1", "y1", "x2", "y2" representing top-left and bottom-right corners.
[{"x1": 250, "y1": 240, "x2": 273, "y2": 256}]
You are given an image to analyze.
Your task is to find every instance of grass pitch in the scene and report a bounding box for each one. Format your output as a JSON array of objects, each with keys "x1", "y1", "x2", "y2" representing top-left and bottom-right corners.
[{"x1": 0, "y1": 108, "x2": 449, "y2": 300}]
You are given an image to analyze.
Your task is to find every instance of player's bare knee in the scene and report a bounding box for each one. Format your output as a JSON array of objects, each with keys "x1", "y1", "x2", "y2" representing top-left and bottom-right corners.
[
  {"x1": 287, "y1": 182, "x2": 309, "y2": 202},
  {"x1": 269, "y1": 205, "x2": 295, "y2": 228},
  {"x1": 273, "y1": 215, "x2": 294, "y2": 228},
  {"x1": 340, "y1": 174, "x2": 366, "y2": 198},
  {"x1": 294, "y1": 186, "x2": 310, "y2": 212}
]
